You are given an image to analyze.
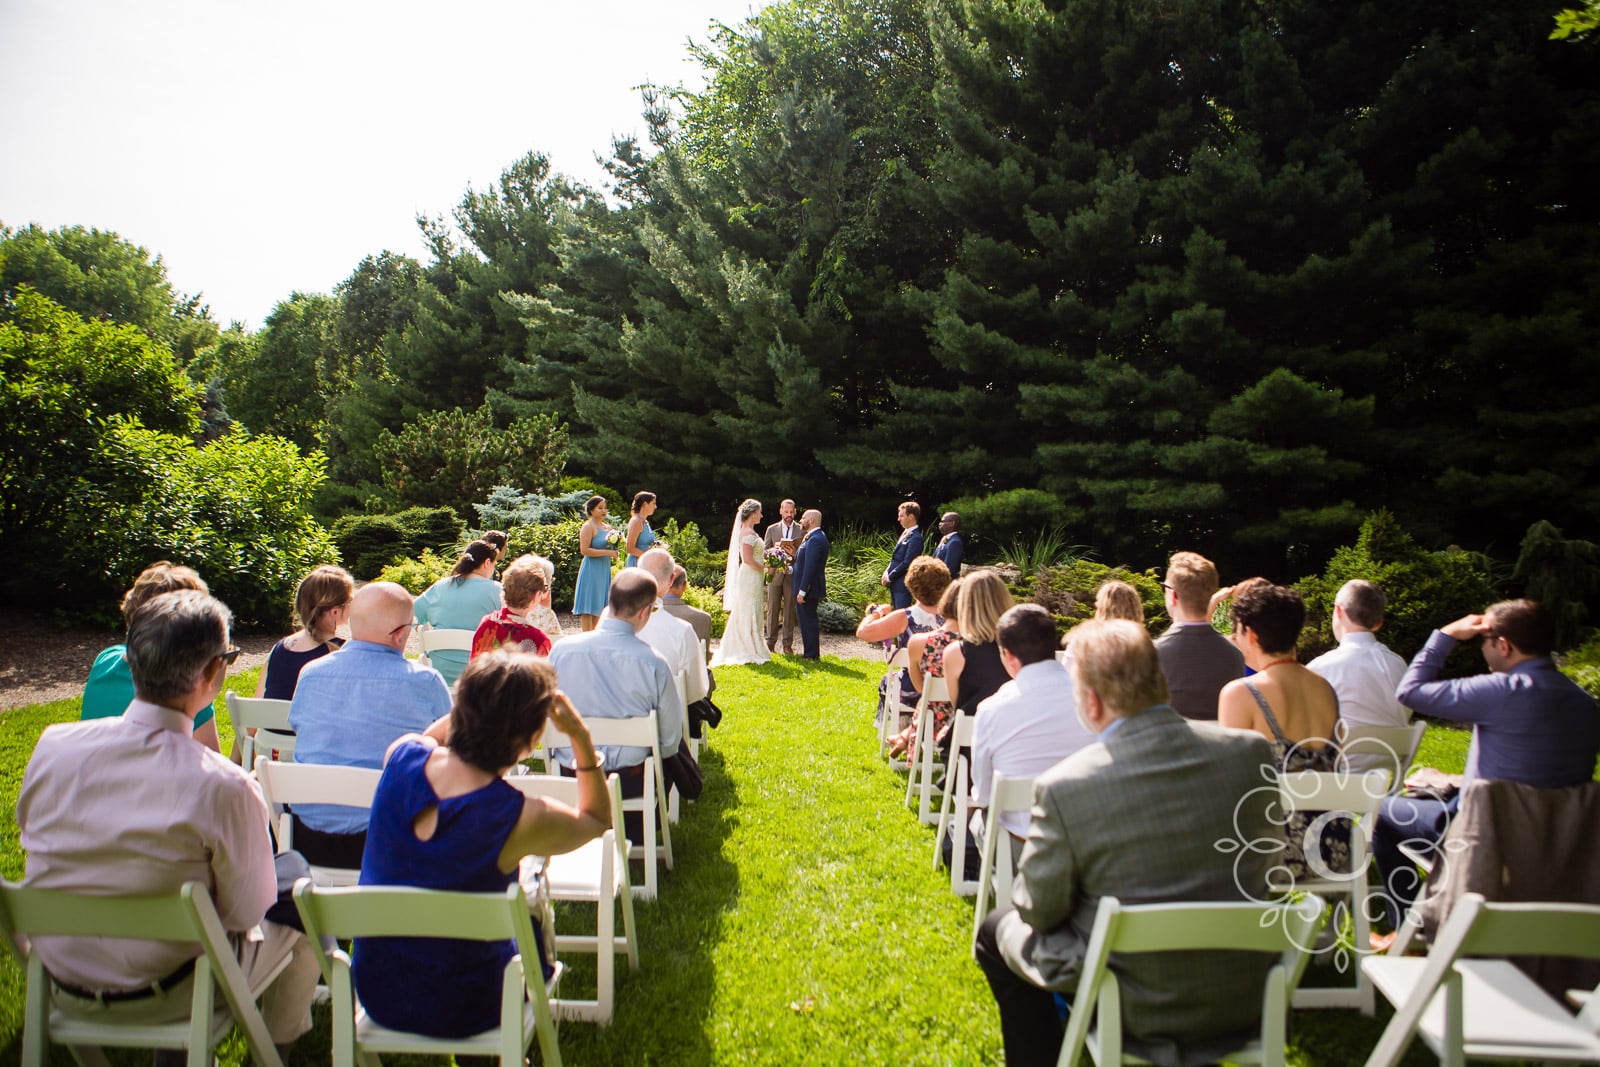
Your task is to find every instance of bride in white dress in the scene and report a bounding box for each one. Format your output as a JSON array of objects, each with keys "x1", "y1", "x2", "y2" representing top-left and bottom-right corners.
[{"x1": 710, "y1": 498, "x2": 770, "y2": 667}]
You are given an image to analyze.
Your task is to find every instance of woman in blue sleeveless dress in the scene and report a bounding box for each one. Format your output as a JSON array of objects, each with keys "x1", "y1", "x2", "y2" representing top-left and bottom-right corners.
[
  {"x1": 572, "y1": 495, "x2": 619, "y2": 632},
  {"x1": 623, "y1": 491, "x2": 658, "y2": 567},
  {"x1": 354, "y1": 649, "x2": 610, "y2": 1039},
  {"x1": 1219, "y1": 583, "x2": 1349, "y2": 880}
]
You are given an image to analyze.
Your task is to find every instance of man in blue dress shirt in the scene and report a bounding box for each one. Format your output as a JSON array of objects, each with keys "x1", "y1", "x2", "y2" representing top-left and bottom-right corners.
[
  {"x1": 881, "y1": 501, "x2": 924, "y2": 610},
  {"x1": 1372, "y1": 598, "x2": 1600, "y2": 932}
]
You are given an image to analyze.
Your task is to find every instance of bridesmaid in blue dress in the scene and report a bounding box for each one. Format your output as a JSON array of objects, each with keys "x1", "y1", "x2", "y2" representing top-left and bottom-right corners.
[
  {"x1": 354, "y1": 651, "x2": 609, "y2": 1040},
  {"x1": 624, "y1": 490, "x2": 658, "y2": 567},
  {"x1": 572, "y1": 494, "x2": 619, "y2": 632}
]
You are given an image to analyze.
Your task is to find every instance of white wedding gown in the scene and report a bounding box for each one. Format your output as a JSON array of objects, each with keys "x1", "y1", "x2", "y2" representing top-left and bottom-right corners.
[{"x1": 711, "y1": 533, "x2": 770, "y2": 666}]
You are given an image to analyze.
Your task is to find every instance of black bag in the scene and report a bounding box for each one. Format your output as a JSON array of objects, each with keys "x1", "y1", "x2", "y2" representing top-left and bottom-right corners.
[
  {"x1": 687, "y1": 697, "x2": 723, "y2": 739},
  {"x1": 661, "y1": 737, "x2": 704, "y2": 800}
]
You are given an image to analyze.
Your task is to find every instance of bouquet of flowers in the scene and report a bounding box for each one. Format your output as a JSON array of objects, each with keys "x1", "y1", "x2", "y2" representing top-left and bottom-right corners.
[
  {"x1": 603, "y1": 530, "x2": 622, "y2": 549},
  {"x1": 763, "y1": 543, "x2": 792, "y2": 576}
]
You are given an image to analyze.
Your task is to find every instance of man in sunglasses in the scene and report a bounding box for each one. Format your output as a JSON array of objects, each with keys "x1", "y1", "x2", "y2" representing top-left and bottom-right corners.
[
  {"x1": 1371, "y1": 598, "x2": 1600, "y2": 935},
  {"x1": 18, "y1": 589, "x2": 319, "y2": 1057},
  {"x1": 288, "y1": 581, "x2": 452, "y2": 867}
]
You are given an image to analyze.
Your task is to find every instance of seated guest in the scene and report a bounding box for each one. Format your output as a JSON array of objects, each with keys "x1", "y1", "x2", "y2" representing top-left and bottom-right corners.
[
  {"x1": 892, "y1": 577, "x2": 966, "y2": 758},
  {"x1": 1306, "y1": 579, "x2": 1410, "y2": 733},
  {"x1": 21, "y1": 590, "x2": 318, "y2": 1055},
  {"x1": 1218, "y1": 583, "x2": 1345, "y2": 879},
  {"x1": 81, "y1": 560, "x2": 221, "y2": 753},
  {"x1": 414, "y1": 539, "x2": 505, "y2": 685},
  {"x1": 1154, "y1": 551, "x2": 1245, "y2": 719},
  {"x1": 257, "y1": 564, "x2": 354, "y2": 699},
  {"x1": 1372, "y1": 599, "x2": 1599, "y2": 935},
  {"x1": 289, "y1": 582, "x2": 452, "y2": 868},
  {"x1": 951, "y1": 604, "x2": 1094, "y2": 878},
  {"x1": 480, "y1": 528, "x2": 509, "y2": 566},
  {"x1": 1092, "y1": 579, "x2": 1144, "y2": 624},
  {"x1": 547, "y1": 569, "x2": 684, "y2": 844},
  {"x1": 636, "y1": 548, "x2": 711, "y2": 707},
  {"x1": 525, "y1": 554, "x2": 565, "y2": 637},
  {"x1": 471, "y1": 555, "x2": 553, "y2": 659},
  {"x1": 942, "y1": 568, "x2": 1016, "y2": 733},
  {"x1": 976, "y1": 619, "x2": 1276, "y2": 1066},
  {"x1": 859, "y1": 556, "x2": 952, "y2": 732},
  {"x1": 662, "y1": 563, "x2": 713, "y2": 695},
  {"x1": 354, "y1": 650, "x2": 608, "y2": 1040}
]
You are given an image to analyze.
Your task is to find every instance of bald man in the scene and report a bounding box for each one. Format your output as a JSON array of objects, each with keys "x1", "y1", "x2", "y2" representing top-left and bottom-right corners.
[
  {"x1": 288, "y1": 581, "x2": 452, "y2": 866},
  {"x1": 636, "y1": 548, "x2": 710, "y2": 705}
]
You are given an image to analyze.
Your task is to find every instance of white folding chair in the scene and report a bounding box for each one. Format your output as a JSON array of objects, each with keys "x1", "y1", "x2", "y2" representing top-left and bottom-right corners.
[
  {"x1": 879, "y1": 646, "x2": 912, "y2": 761},
  {"x1": 903, "y1": 676, "x2": 950, "y2": 825},
  {"x1": 1057, "y1": 894, "x2": 1328, "y2": 1067},
  {"x1": 931, "y1": 711, "x2": 980, "y2": 896},
  {"x1": 0, "y1": 879, "x2": 289, "y2": 1067},
  {"x1": 293, "y1": 880, "x2": 563, "y2": 1067},
  {"x1": 417, "y1": 627, "x2": 474, "y2": 684},
  {"x1": 1278, "y1": 769, "x2": 1391, "y2": 1012},
  {"x1": 973, "y1": 771, "x2": 1036, "y2": 942},
  {"x1": 255, "y1": 757, "x2": 382, "y2": 887},
  {"x1": 1339, "y1": 722, "x2": 1427, "y2": 792},
  {"x1": 507, "y1": 773, "x2": 639, "y2": 1025},
  {"x1": 539, "y1": 711, "x2": 674, "y2": 899},
  {"x1": 224, "y1": 692, "x2": 295, "y2": 766},
  {"x1": 1363, "y1": 893, "x2": 1600, "y2": 1067}
]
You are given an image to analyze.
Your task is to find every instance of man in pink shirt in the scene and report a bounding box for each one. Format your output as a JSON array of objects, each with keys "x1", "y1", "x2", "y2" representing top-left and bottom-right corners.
[{"x1": 17, "y1": 589, "x2": 317, "y2": 1057}]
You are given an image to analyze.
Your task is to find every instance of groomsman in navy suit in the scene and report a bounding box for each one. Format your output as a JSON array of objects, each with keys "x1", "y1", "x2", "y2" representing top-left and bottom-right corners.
[
  {"x1": 792, "y1": 509, "x2": 830, "y2": 659},
  {"x1": 881, "y1": 501, "x2": 923, "y2": 609},
  {"x1": 933, "y1": 511, "x2": 964, "y2": 578}
]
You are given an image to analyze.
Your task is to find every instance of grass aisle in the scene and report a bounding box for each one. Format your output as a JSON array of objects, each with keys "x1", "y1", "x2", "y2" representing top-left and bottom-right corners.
[{"x1": 555, "y1": 655, "x2": 1000, "y2": 1065}]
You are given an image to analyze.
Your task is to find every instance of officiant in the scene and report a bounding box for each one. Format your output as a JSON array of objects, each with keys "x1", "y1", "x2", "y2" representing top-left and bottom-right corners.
[{"x1": 763, "y1": 498, "x2": 802, "y2": 654}]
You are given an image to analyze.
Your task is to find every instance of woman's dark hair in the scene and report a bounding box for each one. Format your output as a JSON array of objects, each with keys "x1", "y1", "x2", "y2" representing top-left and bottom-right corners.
[
  {"x1": 447, "y1": 650, "x2": 555, "y2": 772},
  {"x1": 631, "y1": 491, "x2": 656, "y2": 514},
  {"x1": 450, "y1": 539, "x2": 498, "y2": 585},
  {"x1": 584, "y1": 495, "x2": 606, "y2": 516},
  {"x1": 481, "y1": 530, "x2": 508, "y2": 556},
  {"x1": 1230, "y1": 583, "x2": 1305, "y2": 656}
]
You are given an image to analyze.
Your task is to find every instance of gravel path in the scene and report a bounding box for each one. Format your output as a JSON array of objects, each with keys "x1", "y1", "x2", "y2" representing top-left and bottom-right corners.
[{"x1": 0, "y1": 607, "x2": 875, "y2": 712}]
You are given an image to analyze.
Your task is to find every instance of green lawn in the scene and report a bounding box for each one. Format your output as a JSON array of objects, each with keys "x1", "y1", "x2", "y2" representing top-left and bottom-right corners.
[{"x1": 0, "y1": 660, "x2": 1478, "y2": 1065}]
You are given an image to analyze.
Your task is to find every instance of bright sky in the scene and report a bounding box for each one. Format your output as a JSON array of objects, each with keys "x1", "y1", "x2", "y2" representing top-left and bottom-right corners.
[{"x1": 0, "y1": 0, "x2": 763, "y2": 328}]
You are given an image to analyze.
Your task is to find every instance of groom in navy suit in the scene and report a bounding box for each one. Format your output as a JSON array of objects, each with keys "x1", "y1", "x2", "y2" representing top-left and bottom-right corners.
[{"x1": 792, "y1": 509, "x2": 830, "y2": 659}]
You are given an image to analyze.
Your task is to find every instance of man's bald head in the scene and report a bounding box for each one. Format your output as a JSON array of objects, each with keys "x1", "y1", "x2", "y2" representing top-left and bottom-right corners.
[
  {"x1": 638, "y1": 547, "x2": 675, "y2": 589},
  {"x1": 802, "y1": 509, "x2": 822, "y2": 529},
  {"x1": 351, "y1": 582, "x2": 415, "y2": 645}
]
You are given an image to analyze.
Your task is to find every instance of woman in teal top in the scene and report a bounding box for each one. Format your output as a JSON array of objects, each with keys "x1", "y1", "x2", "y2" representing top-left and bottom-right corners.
[
  {"x1": 413, "y1": 539, "x2": 504, "y2": 685},
  {"x1": 624, "y1": 491, "x2": 658, "y2": 568},
  {"x1": 572, "y1": 495, "x2": 619, "y2": 631},
  {"x1": 81, "y1": 561, "x2": 220, "y2": 752}
]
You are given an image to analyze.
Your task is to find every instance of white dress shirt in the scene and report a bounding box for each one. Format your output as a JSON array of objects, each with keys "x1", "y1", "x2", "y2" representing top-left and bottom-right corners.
[
  {"x1": 970, "y1": 659, "x2": 1097, "y2": 838},
  {"x1": 640, "y1": 599, "x2": 710, "y2": 705},
  {"x1": 1306, "y1": 630, "x2": 1410, "y2": 729}
]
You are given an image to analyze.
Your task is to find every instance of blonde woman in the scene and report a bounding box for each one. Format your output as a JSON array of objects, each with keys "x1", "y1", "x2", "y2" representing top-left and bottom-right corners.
[{"x1": 941, "y1": 569, "x2": 1015, "y2": 718}]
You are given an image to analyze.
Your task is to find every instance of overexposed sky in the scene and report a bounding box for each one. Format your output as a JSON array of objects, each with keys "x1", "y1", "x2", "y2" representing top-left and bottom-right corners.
[{"x1": 0, "y1": 0, "x2": 762, "y2": 328}]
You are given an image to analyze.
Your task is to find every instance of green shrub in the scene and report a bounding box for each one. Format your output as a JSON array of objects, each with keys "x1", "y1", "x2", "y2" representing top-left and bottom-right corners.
[
  {"x1": 377, "y1": 548, "x2": 452, "y2": 595},
  {"x1": 818, "y1": 600, "x2": 857, "y2": 634},
  {"x1": 938, "y1": 488, "x2": 1064, "y2": 550},
  {"x1": 996, "y1": 527, "x2": 1092, "y2": 580},
  {"x1": 680, "y1": 584, "x2": 728, "y2": 639},
  {"x1": 374, "y1": 403, "x2": 567, "y2": 517},
  {"x1": 1513, "y1": 520, "x2": 1600, "y2": 651},
  {"x1": 1029, "y1": 561, "x2": 1166, "y2": 638},
  {"x1": 558, "y1": 476, "x2": 622, "y2": 516},
  {"x1": 659, "y1": 518, "x2": 723, "y2": 589},
  {"x1": 503, "y1": 519, "x2": 588, "y2": 608},
  {"x1": 818, "y1": 523, "x2": 894, "y2": 614},
  {"x1": 394, "y1": 505, "x2": 464, "y2": 555},
  {"x1": 70, "y1": 423, "x2": 337, "y2": 629},
  {"x1": 1559, "y1": 635, "x2": 1600, "y2": 700},
  {"x1": 329, "y1": 514, "x2": 411, "y2": 579},
  {"x1": 1295, "y1": 510, "x2": 1502, "y2": 667}
]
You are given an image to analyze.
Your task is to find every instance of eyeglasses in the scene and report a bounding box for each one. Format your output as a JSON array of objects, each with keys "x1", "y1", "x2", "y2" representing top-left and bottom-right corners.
[
  {"x1": 218, "y1": 644, "x2": 241, "y2": 666},
  {"x1": 1161, "y1": 583, "x2": 1175, "y2": 592},
  {"x1": 389, "y1": 621, "x2": 419, "y2": 638}
]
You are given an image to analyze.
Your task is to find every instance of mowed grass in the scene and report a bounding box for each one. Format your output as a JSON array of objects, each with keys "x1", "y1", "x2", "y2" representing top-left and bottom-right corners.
[{"x1": 0, "y1": 656, "x2": 1507, "y2": 1065}]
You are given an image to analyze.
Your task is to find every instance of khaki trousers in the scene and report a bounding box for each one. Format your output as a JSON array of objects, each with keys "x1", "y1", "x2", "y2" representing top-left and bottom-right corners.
[{"x1": 764, "y1": 570, "x2": 796, "y2": 651}]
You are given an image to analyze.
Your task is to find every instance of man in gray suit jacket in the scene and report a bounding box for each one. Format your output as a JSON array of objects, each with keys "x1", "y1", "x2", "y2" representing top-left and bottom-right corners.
[
  {"x1": 1153, "y1": 550, "x2": 1245, "y2": 720},
  {"x1": 976, "y1": 619, "x2": 1276, "y2": 1066},
  {"x1": 661, "y1": 565, "x2": 713, "y2": 696}
]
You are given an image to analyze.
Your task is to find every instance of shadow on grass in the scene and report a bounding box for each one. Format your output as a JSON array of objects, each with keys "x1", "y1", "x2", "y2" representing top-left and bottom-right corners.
[{"x1": 739, "y1": 655, "x2": 878, "y2": 681}]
